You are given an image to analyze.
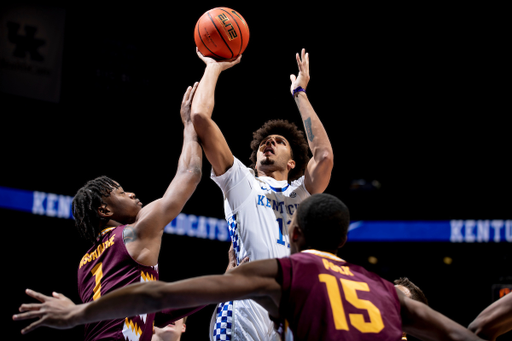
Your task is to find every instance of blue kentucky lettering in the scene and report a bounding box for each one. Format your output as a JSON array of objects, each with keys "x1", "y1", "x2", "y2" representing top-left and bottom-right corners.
[
  {"x1": 257, "y1": 195, "x2": 265, "y2": 206},
  {"x1": 257, "y1": 195, "x2": 286, "y2": 213}
]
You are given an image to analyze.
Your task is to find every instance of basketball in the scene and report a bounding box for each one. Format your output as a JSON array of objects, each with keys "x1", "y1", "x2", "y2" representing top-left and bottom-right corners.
[{"x1": 194, "y1": 7, "x2": 249, "y2": 60}]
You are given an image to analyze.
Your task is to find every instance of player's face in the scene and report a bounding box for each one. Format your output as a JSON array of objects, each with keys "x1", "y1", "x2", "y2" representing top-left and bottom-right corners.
[
  {"x1": 103, "y1": 185, "x2": 142, "y2": 224},
  {"x1": 256, "y1": 134, "x2": 294, "y2": 171}
]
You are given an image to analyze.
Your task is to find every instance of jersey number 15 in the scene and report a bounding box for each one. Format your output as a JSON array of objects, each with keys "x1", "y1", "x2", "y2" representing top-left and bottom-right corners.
[{"x1": 319, "y1": 274, "x2": 385, "y2": 333}]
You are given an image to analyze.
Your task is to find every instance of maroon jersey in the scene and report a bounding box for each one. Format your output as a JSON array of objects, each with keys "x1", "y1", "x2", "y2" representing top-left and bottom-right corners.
[
  {"x1": 276, "y1": 250, "x2": 402, "y2": 341},
  {"x1": 77, "y1": 226, "x2": 158, "y2": 341}
]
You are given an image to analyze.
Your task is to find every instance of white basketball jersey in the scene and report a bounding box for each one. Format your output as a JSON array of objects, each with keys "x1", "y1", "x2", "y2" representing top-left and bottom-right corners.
[{"x1": 210, "y1": 157, "x2": 310, "y2": 341}]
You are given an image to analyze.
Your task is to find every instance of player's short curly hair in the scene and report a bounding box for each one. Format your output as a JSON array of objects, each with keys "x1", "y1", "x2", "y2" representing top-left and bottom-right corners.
[{"x1": 249, "y1": 119, "x2": 310, "y2": 182}]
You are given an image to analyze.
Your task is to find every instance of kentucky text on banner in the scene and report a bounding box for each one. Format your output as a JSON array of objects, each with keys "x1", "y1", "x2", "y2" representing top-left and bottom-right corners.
[{"x1": 1, "y1": 186, "x2": 510, "y2": 243}]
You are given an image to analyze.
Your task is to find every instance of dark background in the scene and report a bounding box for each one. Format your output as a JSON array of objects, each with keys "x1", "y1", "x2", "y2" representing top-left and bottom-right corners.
[{"x1": 3, "y1": 1, "x2": 509, "y2": 340}]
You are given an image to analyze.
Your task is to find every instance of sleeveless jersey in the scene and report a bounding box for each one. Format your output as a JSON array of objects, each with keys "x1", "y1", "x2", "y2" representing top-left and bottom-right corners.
[
  {"x1": 276, "y1": 250, "x2": 403, "y2": 341},
  {"x1": 77, "y1": 225, "x2": 159, "y2": 341},
  {"x1": 209, "y1": 157, "x2": 310, "y2": 340}
]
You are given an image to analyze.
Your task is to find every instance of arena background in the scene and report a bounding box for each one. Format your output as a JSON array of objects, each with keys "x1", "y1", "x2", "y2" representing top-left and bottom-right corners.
[{"x1": 3, "y1": 2, "x2": 509, "y2": 340}]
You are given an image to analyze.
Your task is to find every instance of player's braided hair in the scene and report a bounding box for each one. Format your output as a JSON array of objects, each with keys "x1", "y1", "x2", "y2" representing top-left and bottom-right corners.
[
  {"x1": 249, "y1": 119, "x2": 310, "y2": 182},
  {"x1": 394, "y1": 277, "x2": 429, "y2": 305},
  {"x1": 296, "y1": 193, "x2": 350, "y2": 252},
  {"x1": 72, "y1": 176, "x2": 119, "y2": 244}
]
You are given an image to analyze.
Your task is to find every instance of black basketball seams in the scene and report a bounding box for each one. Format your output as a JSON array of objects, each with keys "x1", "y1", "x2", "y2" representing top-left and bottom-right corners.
[
  {"x1": 196, "y1": 13, "x2": 224, "y2": 59},
  {"x1": 208, "y1": 11, "x2": 233, "y2": 59},
  {"x1": 223, "y1": 8, "x2": 247, "y2": 56}
]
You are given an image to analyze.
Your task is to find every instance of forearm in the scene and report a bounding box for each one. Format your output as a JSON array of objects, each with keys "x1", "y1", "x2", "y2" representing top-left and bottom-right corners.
[
  {"x1": 294, "y1": 92, "x2": 333, "y2": 158},
  {"x1": 468, "y1": 295, "x2": 512, "y2": 340},
  {"x1": 177, "y1": 122, "x2": 203, "y2": 177},
  {"x1": 469, "y1": 314, "x2": 501, "y2": 340},
  {"x1": 189, "y1": 64, "x2": 235, "y2": 175},
  {"x1": 79, "y1": 274, "x2": 259, "y2": 326},
  {"x1": 77, "y1": 281, "x2": 170, "y2": 326},
  {"x1": 296, "y1": 92, "x2": 333, "y2": 193},
  {"x1": 191, "y1": 64, "x2": 223, "y2": 119},
  {"x1": 407, "y1": 316, "x2": 485, "y2": 341},
  {"x1": 161, "y1": 123, "x2": 202, "y2": 202},
  {"x1": 13, "y1": 261, "x2": 279, "y2": 334},
  {"x1": 403, "y1": 300, "x2": 485, "y2": 341}
]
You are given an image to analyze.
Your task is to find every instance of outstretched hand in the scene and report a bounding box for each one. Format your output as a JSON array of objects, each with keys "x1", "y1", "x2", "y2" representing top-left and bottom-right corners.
[
  {"x1": 225, "y1": 242, "x2": 250, "y2": 272},
  {"x1": 196, "y1": 48, "x2": 242, "y2": 71},
  {"x1": 13, "y1": 289, "x2": 78, "y2": 334},
  {"x1": 290, "y1": 48, "x2": 310, "y2": 95},
  {"x1": 180, "y1": 82, "x2": 198, "y2": 124}
]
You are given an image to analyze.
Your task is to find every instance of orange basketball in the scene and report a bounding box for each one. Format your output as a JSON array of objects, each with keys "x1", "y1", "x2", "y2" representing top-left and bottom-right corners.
[{"x1": 194, "y1": 7, "x2": 249, "y2": 60}]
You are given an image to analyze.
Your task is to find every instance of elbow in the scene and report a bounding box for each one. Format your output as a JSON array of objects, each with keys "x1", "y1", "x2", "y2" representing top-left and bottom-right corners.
[
  {"x1": 315, "y1": 149, "x2": 334, "y2": 170},
  {"x1": 184, "y1": 166, "x2": 202, "y2": 186},
  {"x1": 468, "y1": 317, "x2": 494, "y2": 340},
  {"x1": 190, "y1": 110, "x2": 203, "y2": 124},
  {"x1": 176, "y1": 157, "x2": 202, "y2": 187},
  {"x1": 468, "y1": 319, "x2": 479, "y2": 334},
  {"x1": 192, "y1": 166, "x2": 203, "y2": 184},
  {"x1": 191, "y1": 109, "x2": 211, "y2": 133}
]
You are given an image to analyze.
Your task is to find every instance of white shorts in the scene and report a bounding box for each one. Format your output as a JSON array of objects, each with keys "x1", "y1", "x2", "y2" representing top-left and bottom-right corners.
[{"x1": 209, "y1": 299, "x2": 281, "y2": 341}]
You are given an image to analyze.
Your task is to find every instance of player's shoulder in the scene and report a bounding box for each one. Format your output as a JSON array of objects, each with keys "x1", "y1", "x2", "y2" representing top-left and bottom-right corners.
[
  {"x1": 288, "y1": 176, "x2": 309, "y2": 198},
  {"x1": 213, "y1": 155, "x2": 256, "y2": 180},
  {"x1": 342, "y1": 259, "x2": 397, "y2": 294},
  {"x1": 290, "y1": 175, "x2": 306, "y2": 187},
  {"x1": 292, "y1": 249, "x2": 343, "y2": 263},
  {"x1": 230, "y1": 156, "x2": 254, "y2": 174},
  {"x1": 294, "y1": 251, "x2": 392, "y2": 284}
]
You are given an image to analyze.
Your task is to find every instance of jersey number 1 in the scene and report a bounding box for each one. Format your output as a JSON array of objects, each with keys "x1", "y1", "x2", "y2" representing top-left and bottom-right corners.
[
  {"x1": 91, "y1": 262, "x2": 103, "y2": 301},
  {"x1": 319, "y1": 274, "x2": 384, "y2": 333},
  {"x1": 276, "y1": 218, "x2": 290, "y2": 248}
]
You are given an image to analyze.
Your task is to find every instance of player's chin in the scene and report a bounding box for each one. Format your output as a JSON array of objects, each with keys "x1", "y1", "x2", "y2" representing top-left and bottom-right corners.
[{"x1": 260, "y1": 158, "x2": 275, "y2": 166}]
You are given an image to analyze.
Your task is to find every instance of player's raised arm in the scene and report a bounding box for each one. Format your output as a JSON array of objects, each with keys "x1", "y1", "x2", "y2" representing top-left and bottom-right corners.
[
  {"x1": 129, "y1": 83, "x2": 203, "y2": 265},
  {"x1": 290, "y1": 49, "x2": 333, "y2": 194},
  {"x1": 13, "y1": 259, "x2": 281, "y2": 335},
  {"x1": 191, "y1": 49, "x2": 241, "y2": 176},
  {"x1": 397, "y1": 289, "x2": 486, "y2": 341},
  {"x1": 468, "y1": 292, "x2": 512, "y2": 340}
]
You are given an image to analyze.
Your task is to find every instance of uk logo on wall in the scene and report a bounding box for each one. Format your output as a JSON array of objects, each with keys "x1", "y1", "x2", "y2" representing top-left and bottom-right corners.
[{"x1": 0, "y1": 5, "x2": 65, "y2": 102}]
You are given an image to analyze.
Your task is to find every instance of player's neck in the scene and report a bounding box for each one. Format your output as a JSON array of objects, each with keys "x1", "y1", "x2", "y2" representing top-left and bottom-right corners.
[
  {"x1": 105, "y1": 219, "x2": 124, "y2": 228},
  {"x1": 257, "y1": 169, "x2": 289, "y2": 182},
  {"x1": 302, "y1": 248, "x2": 338, "y2": 256}
]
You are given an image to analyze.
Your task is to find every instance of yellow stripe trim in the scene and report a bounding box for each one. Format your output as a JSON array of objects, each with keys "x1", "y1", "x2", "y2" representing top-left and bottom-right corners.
[
  {"x1": 96, "y1": 226, "x2": 116, "y2": 240},
  {"x1": 301, "y1": 249, "x2": 345, "y2": 263}
]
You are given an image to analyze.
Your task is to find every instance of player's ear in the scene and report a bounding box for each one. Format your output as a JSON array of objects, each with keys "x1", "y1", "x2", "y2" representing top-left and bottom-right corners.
[
  {"x1": 291, "y1": 225, "x2": 303, "y2": 242},
  {"x1": 182, "y1": 323, "x2": 186, "y2": 333},
  {"x1": 98, "y1": 204, "x2": 113, "y2": 218},
  {"x1": 287, "y1": 159, "x2": 296, "y2": 171},
  {"x1": 338, "y1": 236, "x2": 347, "y2": 249}
]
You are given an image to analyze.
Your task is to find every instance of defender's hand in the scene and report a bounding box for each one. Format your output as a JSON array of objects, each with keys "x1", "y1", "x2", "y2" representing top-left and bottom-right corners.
[
  {"x1": 181, "y1": 82, "x2": 199, "y2": 124},
  {"x1": 13, "y1": 289, "x2": 78, "y2": 334}
]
